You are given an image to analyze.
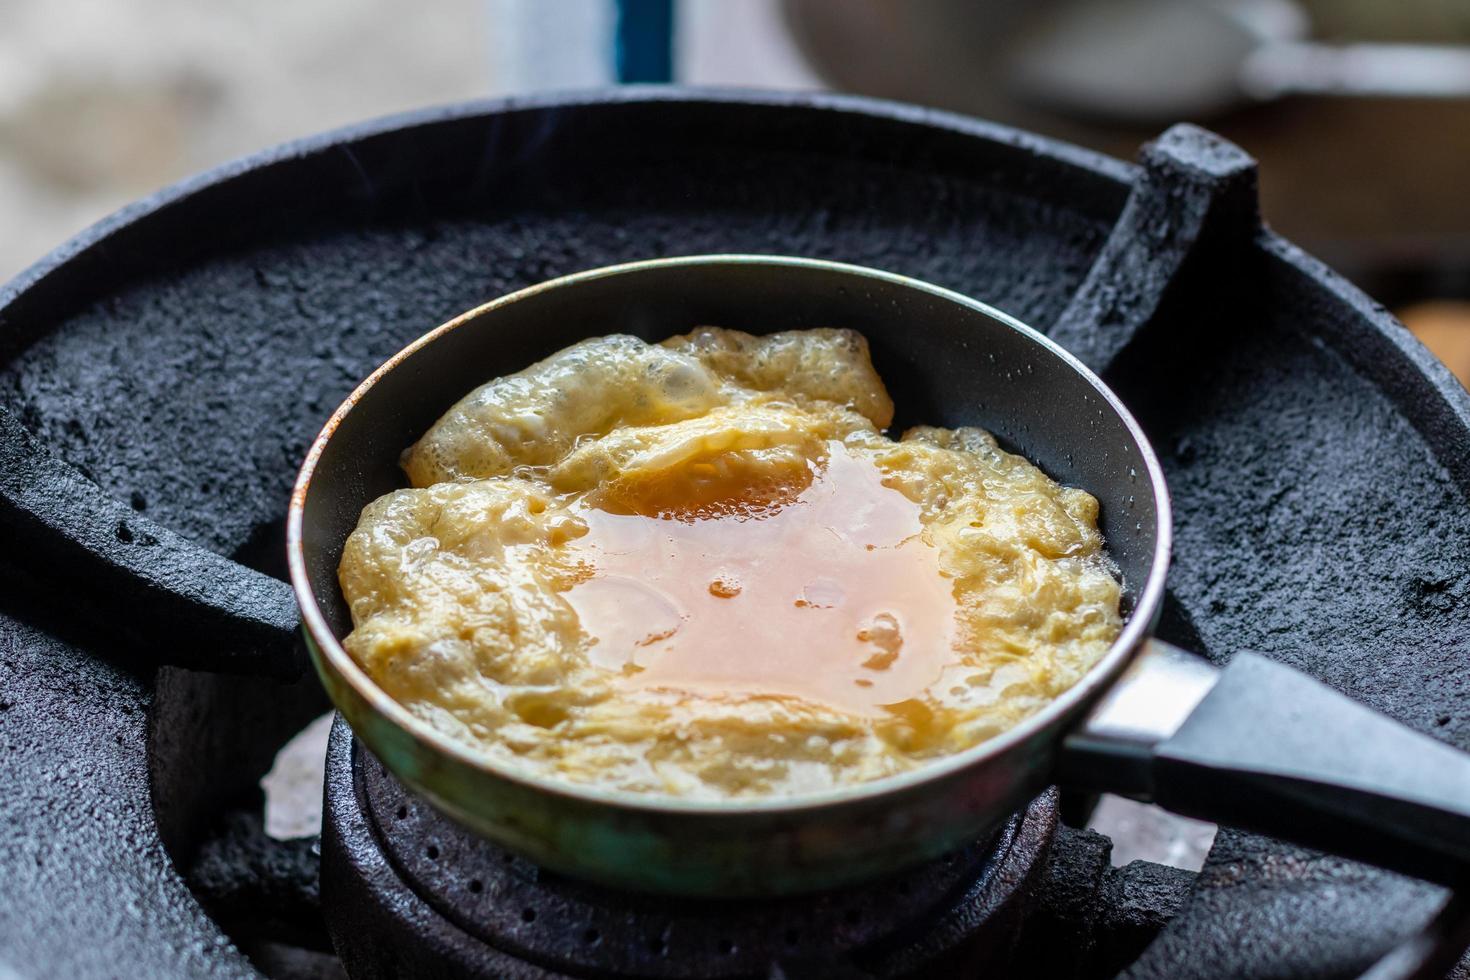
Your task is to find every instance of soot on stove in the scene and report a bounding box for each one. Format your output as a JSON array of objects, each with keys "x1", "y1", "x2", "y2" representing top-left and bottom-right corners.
[{"x1": 1, "y1": 93, "x2": 1467, "y2": 979}]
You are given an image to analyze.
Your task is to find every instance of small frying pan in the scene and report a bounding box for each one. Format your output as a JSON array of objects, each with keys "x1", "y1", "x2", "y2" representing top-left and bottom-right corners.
[{"x1": 287, "y1": 255, "x2": 1470, "y2": 897}]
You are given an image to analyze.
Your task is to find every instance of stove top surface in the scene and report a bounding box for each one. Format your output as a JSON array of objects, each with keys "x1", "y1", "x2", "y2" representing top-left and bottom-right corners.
[{"x1": 0, "y1": 90, "x2": 1467, "y2": 979}]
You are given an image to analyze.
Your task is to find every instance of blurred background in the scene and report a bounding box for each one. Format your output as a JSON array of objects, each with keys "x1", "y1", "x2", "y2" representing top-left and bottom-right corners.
[
  {"x1": 8, "y1": 0, "x2": 1469, "y2": 872},
  {"x1": 2, "y1": 0, "x2": 1468, "y2": 378}
]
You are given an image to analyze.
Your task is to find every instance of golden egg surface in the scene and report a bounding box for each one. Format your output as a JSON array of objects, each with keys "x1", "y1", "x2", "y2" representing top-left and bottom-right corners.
[{"x1": 339, "y1": 328, "x2": 1122, "y2": 800}]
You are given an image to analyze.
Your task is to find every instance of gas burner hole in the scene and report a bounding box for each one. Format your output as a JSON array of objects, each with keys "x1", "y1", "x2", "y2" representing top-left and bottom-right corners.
[
  {"x1": 396, "y1": 805, "x2": 408, "y2": 820},
  {"x1": 717, "y1": 938, "x2": 736, "y2": 956},
  {"x1": 843, "y1": 908, "x2": 862, "y2": 926},
  {"x1": 426, "y1": 844, "x2": 440, "y2": 860},
  {"x1": 468, "y1": 879, "x2": 483, "y2": 894},
  {"x1": 783, "y1": 929, "x2": 800, "y2": 947},
  {"x1": 647, "y1": 937, "x2": 667, "y2": 956},
  {"x1": 897, "y1": 882, "x2": 913, "y2": 897},
  {"x1": 521, "y1": 908, "x2": 537, "y2": 924},
  {"x1": 115, "y1": 521, "x2": 134, "y2": 543},
  {"x1": 582, "y1": 928, "x2": 601, "y2": 946}
]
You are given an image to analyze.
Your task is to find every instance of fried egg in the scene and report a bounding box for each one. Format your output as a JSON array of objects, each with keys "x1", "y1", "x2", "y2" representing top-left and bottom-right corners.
[{"x1": 339, "y1": 328, "x2": 1122, "y2": 799}]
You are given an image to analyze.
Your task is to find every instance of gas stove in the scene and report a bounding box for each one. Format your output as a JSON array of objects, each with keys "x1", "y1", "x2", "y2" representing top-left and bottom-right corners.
[
  {"x1": 323, "y1": 721, "x2": 1057, "y2": 978},
  {"x1": 1, "y1": 91, "x2": 1468, "y2": 979}
]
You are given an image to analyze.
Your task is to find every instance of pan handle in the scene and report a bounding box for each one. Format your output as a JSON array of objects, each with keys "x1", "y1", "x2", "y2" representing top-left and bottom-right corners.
[{"x1": 1060, "y1": 640, "x2": 1470, "y2": 885}]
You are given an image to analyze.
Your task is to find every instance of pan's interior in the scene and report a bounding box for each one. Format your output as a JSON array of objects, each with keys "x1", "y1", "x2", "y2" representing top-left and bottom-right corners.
[{"x1": 300, "y1": 258, "x2": 1163, "y2": 646}]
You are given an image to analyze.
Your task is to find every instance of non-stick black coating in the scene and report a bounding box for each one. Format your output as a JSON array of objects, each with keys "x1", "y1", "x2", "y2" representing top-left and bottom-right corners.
[{"x1": 300, "y1": 259, "x2": 1162, "y2": 642}]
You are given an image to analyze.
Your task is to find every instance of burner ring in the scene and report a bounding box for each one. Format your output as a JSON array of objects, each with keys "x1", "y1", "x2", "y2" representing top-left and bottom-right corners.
[{"x1": 324, "y1": 717, "x2": 1057, "y2": 978}]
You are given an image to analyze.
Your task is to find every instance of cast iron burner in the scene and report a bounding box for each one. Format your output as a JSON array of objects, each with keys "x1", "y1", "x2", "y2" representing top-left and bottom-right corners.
[
  {"x1": 1, "y1": 90, "x2": 1469, "y2": 979},
  {"x1": 321, "y1": 719, "x2": 1056, "y2": 979}
]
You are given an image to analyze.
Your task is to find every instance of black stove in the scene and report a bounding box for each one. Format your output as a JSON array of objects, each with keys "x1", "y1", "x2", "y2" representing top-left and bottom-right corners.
[
  {"x1": 323, "y1": 720, "x2": 1058, "y2": 978},
  {"x1": 0, "y1": 90, "x2": 1467, "y2": 979}
]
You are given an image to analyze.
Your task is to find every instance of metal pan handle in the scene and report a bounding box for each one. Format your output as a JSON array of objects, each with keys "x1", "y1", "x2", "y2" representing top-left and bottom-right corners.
[{"x1": 1061, "y1": 640, "x2": 1470, "y2": 886}]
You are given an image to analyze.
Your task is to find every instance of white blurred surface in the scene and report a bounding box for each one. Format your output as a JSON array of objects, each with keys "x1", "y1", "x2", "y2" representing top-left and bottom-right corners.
[
  {"x1": 0, "y1": 0, "x2": 492, "y2": 282},
  {"x1": 679, "y1": 0, "x2": 823, "y2": 89},
  {"x1": 0, "y1": 0, "x2": 824, "y2": 284},
  {"x1": 1089, "y1": 794, "x2": 1217, "y2": 870},
  {"x1": 486, "y1": 0, "x2": 614, "y2": 93},
  {"x1": 260, "y1": 711, "x2": 334, "y2": 840}
]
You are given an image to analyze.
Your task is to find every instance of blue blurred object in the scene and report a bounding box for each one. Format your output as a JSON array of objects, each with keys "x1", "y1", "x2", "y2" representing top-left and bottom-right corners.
[{"x1": 616, "y1": 0, "x2": 675, "y2": 82}]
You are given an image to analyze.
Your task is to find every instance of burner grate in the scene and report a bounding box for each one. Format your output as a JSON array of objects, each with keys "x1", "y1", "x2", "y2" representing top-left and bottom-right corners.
[{"x1": 324, "y1": 719, "x2": 1057, "y2": 979}]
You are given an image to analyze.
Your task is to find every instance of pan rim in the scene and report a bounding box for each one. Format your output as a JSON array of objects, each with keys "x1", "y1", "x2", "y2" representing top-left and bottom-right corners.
[{"x1": 286, "y1": 253, "x2": 1173, "y2": 816}]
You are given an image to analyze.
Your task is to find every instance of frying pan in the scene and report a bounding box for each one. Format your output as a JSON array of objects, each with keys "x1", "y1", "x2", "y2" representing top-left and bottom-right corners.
[{"x1": 287, "y1": 255, "x2": 1470, "y2": 897}]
